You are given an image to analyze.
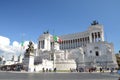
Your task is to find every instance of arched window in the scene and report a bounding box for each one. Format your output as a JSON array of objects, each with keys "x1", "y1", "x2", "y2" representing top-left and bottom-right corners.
[{"x1": 95, "y1": 51, "x2": 99, "y2": 56}]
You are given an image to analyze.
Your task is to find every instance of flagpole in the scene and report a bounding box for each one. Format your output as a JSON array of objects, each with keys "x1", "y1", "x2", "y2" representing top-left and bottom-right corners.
[{"x1": 21, "y1": 33, "x2": 24, "y2": 55}]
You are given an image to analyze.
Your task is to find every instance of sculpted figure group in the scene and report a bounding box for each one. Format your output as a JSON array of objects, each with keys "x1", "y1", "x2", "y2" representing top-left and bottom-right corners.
[{"x1": 24, "y1": 41, "x2": 34, "y2": 57}]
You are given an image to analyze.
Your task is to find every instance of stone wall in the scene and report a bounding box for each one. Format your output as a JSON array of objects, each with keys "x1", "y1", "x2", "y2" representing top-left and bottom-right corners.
[{"x1": 55, "y1": 60, "x2": 76, "y2": 70}]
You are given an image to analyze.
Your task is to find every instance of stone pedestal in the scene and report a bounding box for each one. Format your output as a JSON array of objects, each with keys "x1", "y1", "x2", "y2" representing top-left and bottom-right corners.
[
  {"x1": 23, "y1": 53, "x2": 34, "y2": 72},
  {"x1": 54, "y1": 42, "x2": 60, "y2": 50}
]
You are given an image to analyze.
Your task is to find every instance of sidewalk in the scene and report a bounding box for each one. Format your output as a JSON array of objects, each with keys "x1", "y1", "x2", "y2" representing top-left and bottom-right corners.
[{"x1": 1, "y1": 70, "x2": 120, "y2": 75}]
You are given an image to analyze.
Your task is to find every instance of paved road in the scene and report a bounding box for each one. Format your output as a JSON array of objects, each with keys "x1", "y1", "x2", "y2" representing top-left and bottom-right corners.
[{"x1": 0, "y1": 71, "x2": 119, "y2": 80}]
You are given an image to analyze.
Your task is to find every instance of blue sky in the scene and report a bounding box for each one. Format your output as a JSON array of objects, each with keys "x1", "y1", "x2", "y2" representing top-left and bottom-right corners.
[{"x1": 0, "y1": 0, "x2": 120, "y2": 53}]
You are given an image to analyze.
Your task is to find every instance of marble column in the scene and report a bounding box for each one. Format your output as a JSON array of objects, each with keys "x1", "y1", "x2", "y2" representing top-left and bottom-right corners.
[
  {"x1": 95, "y1": 32, "x2": 98, "y2": 42},
  {"x1": 94, "y1": 33, "x2": 96, "y2": 42},
  {"x1": 92, "y1": 33, "x2": 94, "y2": 43},
  {"x1": 63, "y1": 41, "x2": 65, "y2": 49},
  {"x1": 97, "y1": 32, "x2": 99, "y2": 42},
  {"x1": 89, "y1": 33, "x2": 92, "y2": 43},
  {"x1": 101, "y1": 31, "x2": 104, "y2": 41}
]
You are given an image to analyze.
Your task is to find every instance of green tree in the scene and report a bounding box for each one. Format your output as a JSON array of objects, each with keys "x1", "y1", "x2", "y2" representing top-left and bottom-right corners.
[
  {"x1": 119, "y1": 50, "x2": 120, "y2": 53},
  {"x1": 115, "y1": 54, "x2": 120, "y2": 69},
  {"x1": 0, "y1": 57, "x2": 2, "y2": 61}
]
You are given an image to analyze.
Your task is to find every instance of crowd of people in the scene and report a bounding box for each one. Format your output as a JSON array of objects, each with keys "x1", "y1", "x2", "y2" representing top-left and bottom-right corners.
[
  {"x1": 70, "y1": 67, "x2": 120, "y2": 73},
  {"x1": 0, "y1": 64, "x2": 120, "y2": 75},
  {"x1": 42, "y1": 68, "x2": 57, "y2": 72}
]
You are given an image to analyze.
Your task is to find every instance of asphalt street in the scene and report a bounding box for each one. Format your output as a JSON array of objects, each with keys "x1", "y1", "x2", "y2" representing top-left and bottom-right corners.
[{"x1": 0, "y1": 71, "x2": 119, "y2": 80}]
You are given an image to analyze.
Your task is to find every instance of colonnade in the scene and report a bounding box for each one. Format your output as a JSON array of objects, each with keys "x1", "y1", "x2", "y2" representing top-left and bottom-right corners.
[
  {"x1": 59, "y1": 31, "x2": 104, "y2": 50},
  {"x1": 38, "y1": 40, "x2": 44, "y2": 49},
  {"x1": 38, "y1": 31, "x2": 104, "y2": 50},
  {"x1": 91, "y1": 32, "x2": 102, "y2": 42},
  {"x1": 60, "y1": 37, "x2": 89, "y2": 49}
]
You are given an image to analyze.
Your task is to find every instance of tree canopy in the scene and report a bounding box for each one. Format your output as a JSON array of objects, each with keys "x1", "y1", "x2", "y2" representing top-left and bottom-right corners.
[
  {"x1": 0, "y1": 57, "x2": 2, "y2": 61},
  {"x1": 115, "y1": 54, "x2": 120, "y2": 68}
]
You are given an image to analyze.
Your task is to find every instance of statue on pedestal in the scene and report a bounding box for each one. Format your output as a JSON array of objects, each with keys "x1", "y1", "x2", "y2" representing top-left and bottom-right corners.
[
  {"x1": 91, "y1": 20, "x2": 99, "y2": 25},
  {"x1": 24, "y1": 41, "x2": 34, "y2": 57},
  {"x1": 23, "y1": 41, "x2": 35, "y2": 72}
]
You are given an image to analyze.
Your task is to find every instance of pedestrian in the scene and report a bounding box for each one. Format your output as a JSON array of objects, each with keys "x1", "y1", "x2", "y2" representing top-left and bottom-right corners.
[
  {"x1": 89, "y1": 68, "x2": 91, "y2": 73},
  {"x1": 46, "y1": 68, "x2": 48, "y2": 72},
  {"x1": 49, "y1": 68, "x2": 51, "y2": 72},
  {"x1": 42, "y1": 68, "x2": 45, "y2": 72},
  {"x1": 76, "y1": 68, "x2": 78, "y2": 72},
  {"x1": 54, "y1": 68, "x2": 56, "y2": 72},
  {"x1": 110, "y1": 68, "x2": 114, "y2": 74},
  {"x1": 100, "y1": 68, "x2": 102, "y2": 72}
]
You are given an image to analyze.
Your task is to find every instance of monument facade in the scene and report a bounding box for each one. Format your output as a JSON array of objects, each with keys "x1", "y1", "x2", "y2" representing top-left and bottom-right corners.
[{"x1": 36, "y1": 21, "x2": 118, "y2": 71}]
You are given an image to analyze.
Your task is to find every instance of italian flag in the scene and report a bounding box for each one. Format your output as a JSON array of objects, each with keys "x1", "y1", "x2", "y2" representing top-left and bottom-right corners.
[{"x1": 53, "y1": 36, "x2": 62, "y2": 43}]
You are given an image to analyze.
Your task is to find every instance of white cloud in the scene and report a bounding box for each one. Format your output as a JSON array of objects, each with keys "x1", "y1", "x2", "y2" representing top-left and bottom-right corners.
[
  {"x1": 0, "y1": 36, "x2": 14, "y2": 60},
  {"x1": 0, "y1": 45, "x2": 15, "y2": 53},
  {"x1": 12, "y1": 41, "x2": 20, "y2": 47},
  {"x1": 34, "y1": 44, "x2": 37, "y2": 49},
  {"x1": 0, "y1": 36, "x2": 37, "y2": 60},
  {"x1": 23, "y1": 41, "x2": 29, "y2": 49},
  {"x1": 0, "y1": 36, "x2": 10, "y2": 46}
]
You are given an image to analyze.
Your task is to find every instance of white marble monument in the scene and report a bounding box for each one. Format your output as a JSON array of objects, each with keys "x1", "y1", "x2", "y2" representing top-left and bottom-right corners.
[{"x1": 36, "y1": 21, "x2": 118, "y2": 70}]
